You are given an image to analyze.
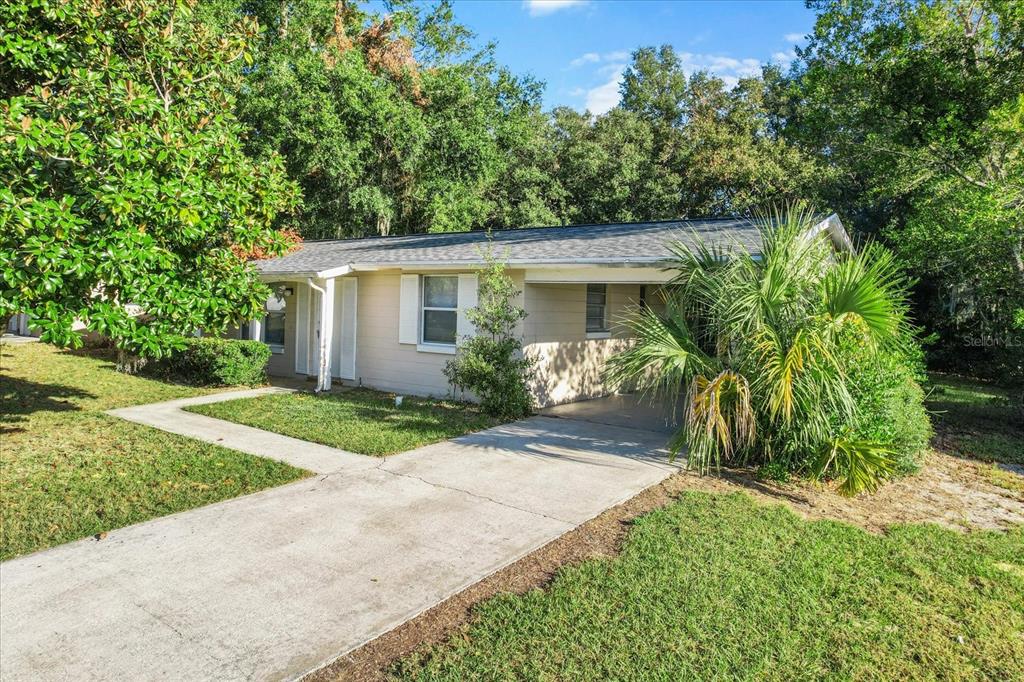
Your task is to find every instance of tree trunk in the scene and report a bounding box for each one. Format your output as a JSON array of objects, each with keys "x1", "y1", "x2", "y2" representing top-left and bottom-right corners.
[
  {"x1": 116, "y1": 349, "x2": 147, "y2": 374},
  {"x1": 279, "y1": 0, "x2": 289, "y2": 39},
  {"x1": 332, "y1": 0, "x2": 347, "y2": 41}
]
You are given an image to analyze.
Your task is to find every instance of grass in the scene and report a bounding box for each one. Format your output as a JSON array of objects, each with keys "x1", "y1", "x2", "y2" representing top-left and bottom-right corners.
[
  {"x1": 0, "y1": 342, "x2": 309, "y2": 561},
  {"x1": 394, "y1": 491, "x2": 1024, "y2": 681},
  {"x1": 185, "y1": 389, "x2": 500, "y2": 456},
  {"x1": 924, "y1": 373, "x2": 1023, "y2": 493}
]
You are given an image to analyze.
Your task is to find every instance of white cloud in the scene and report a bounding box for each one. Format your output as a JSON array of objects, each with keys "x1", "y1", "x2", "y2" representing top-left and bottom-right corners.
[
  {"x1": 584, "y1": 65, "x2": 625, "y2": 115},
  {"x1": 572, "y1": 50, "x2": 769, "y2": 115},
  {"x1": 771, "y1": 50, "x2": 797, "y2": 68},
  {"x1": 566, "y1": 49, "x2": 629, "y2": 70},
  {"x1": 677, "y1": 52, "x2": 763, "y2": 87},
  {"x1": 596, "y1": 61, "x2": 625, "y2": 76},
  {"x1": 784, "y1": 32, "x2": 804, "y2": 43},
  {"x1": 524, "y1": 0, "x2": 589, "y2": 17},
  {"x1": 569, "y1": 52, "x2": 601, "y2": 68}
]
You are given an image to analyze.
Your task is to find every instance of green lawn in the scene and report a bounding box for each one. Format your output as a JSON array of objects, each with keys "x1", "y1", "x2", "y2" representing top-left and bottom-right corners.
[
  {"x1": 0, "y1": 342, "x2": 308, "y2": 561},
  {"x1": 924, "y1": 373, "x2": 1023, "y2": 466},
  {"x1": 395, "y1": 491, "x2": 1024, "y2": 680},
  {"x1": 924, "y1": 373, "x2": 1023, "y2": 492},
  {"x1": 186, "y1": 389, "x2": 500, "y2": 456}
]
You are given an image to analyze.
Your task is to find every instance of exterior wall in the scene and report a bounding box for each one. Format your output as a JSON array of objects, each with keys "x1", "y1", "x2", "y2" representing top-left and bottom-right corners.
[
  {"x1": 5, "y1": 313, "x2": 100, "y2": 339},
  {"x1": 523, "y1": 282, "x2": 644, "y2": 406},
  {"x1": 5, "y1": 313, "x2": 37, "y2": 337},
  {"x1": 257, "y1": 271, "x2": 653, "y2": 407},
  {"x1": 353, "y1": 270, "x2": 498, "y2": 398},
  {"x1": 229, "y1": 281, "x2": 299, "y2": 379}
]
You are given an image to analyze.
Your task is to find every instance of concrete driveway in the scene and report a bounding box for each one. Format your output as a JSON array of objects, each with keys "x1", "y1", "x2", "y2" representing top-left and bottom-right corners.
[
  {"x1": 541, "y1": 393, "x2": 679, "y2": 434},
  {"x1": 0, "y1": 393, "x2": 676, "y2": 681}
]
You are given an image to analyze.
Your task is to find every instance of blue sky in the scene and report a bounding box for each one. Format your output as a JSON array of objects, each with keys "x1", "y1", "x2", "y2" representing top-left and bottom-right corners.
[{"x1": 447, "y1": 0, "x2": 817, "y2": 113}]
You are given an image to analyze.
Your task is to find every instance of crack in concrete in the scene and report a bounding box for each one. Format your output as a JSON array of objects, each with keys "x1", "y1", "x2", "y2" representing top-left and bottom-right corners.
[
  {"x1": 373, "y1": 460, "x2": 575, "y2": 527},
  {"x1": 131, "y1": 600, "x2": 249, "y2": 678}
]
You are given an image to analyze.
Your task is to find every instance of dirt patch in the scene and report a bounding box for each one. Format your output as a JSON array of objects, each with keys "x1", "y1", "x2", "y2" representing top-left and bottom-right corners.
[
  {"x1": 306, "y1": 451, "x2": 1023, "y2": 682},
  {"x1": 716, "y1": 450, "x2": 1024, "y2": 532}
]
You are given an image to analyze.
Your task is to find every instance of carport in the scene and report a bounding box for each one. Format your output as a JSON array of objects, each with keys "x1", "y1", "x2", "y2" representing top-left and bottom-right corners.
[{"x1": 541, "y1": 393, "x2": 678, "y2": 435}]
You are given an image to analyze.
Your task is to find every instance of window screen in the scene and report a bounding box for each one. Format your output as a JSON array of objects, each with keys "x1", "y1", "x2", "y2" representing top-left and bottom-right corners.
[
  {"x1": 422, "y1": 276, "x2": 458, "y2": 344},
  {"x1": 586, "y1": 283, "x2": 608, "y2": 333}
]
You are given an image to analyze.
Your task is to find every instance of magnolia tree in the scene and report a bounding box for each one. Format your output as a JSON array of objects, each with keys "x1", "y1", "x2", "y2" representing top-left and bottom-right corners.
[{"x1": 0, "y1": 0, "x2": 299, "y2": 362}]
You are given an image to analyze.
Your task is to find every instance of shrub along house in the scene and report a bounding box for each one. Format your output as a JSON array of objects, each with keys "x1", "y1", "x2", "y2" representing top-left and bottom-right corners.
[{"x1": 242, "y1": 216, "x2": 851, "y2": 407}]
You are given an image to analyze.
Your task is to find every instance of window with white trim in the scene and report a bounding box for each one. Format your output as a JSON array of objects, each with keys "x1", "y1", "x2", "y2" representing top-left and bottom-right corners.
[
  {"x1": 586, "y1": 283, "x2": 608, "y2": 333},
  {"x1": 238, "y1": 290, "x2": 286, "y2": 352},
  {"x1": 421, "y1": 275, "x2": 458, "y2": 345},
  {"x1": 263, "y1": 292, "x2": 286, "y2": 352}
]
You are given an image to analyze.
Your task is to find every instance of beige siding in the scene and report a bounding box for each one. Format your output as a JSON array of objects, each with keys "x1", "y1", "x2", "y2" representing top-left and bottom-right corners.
[
  {"x1": 257, "y1": 271, "x2": 655, "y2": 407},
  {"x1": 356, "y1": 271, "x2": 454, "y2": 397},
  {"x1": 224, "y1": 281, "x2": 298, "y2": 379},
  {"x1": 523, "y1": 282, "x2": 644, "y2": 406},
  {"x1": 348, "y1": 269, "x2": 526, "y2": 398}
]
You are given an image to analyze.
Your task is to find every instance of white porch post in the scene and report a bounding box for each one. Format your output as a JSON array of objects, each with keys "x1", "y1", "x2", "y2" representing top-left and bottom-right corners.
[{"x1": 308, "y1": 277, "x2": 335, "y2": 392}]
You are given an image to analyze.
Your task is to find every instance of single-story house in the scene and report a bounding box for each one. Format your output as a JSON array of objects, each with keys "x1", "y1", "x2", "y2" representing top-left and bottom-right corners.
[{"x1": 243, "y1": 215, "x2": 851, "y2": 407}]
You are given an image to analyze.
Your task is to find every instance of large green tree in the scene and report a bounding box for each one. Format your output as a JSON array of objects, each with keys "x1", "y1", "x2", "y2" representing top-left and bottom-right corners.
[
  {"x1": 548, "y1": 46, "x2": 827, "y2": 223},
  {"x1": 789, "y1": 0, "x2": 1024, "y2": 375},
  {"x1": 548, "y1": 106, "x2": 683, "y2": 224},
  {"x1": 1, "y1": 0, "x2": 299, "y2": 357},
  {"x1": 205, "y1": 0, "x2": 553, "y2": 239}
]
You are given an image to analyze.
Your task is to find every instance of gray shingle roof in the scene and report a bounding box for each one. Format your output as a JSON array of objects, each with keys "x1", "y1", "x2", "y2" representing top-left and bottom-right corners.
[{"x1": 255, "y1": 218, "x2": 762, "y2": 276}]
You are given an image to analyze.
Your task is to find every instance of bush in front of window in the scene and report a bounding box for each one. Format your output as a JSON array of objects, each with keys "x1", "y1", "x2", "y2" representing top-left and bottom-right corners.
[
  {"x1": 163, "y1": 338, "x2": 271, "y2": 387},
  {"x1": 444, "y1": 250, "x2": 535, "y2": 420}
]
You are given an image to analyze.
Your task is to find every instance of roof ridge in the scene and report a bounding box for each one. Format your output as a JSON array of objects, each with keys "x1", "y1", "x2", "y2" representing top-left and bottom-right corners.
[{"x1": 299, "y1": 216, "x2": 751, "y2": 246}]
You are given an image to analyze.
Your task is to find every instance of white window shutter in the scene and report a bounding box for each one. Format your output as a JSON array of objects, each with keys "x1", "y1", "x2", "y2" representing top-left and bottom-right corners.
[
  {"x1": 457, "y1": 273, "x2": 478, "y2": 339},
  {"x1": 399, "y1": 274, "x2": 419, "y2": 344}
]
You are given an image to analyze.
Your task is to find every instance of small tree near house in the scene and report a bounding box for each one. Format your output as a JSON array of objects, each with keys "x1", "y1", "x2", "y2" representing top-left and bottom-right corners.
[{"x1": 444, "y1": 249, "x2": 535, "y2": 420}]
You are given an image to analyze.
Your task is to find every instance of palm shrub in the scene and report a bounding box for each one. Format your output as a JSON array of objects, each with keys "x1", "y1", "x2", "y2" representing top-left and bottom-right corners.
[{"x1": 606, "y1": 205, "x2": 930, "y2": 495}]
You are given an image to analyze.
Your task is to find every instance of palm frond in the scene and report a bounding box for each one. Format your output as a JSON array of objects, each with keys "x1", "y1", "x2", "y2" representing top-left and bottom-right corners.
[
  {"x1": 604, "y1": 305, "x2": 714, "y2": 404},
  {"x1": 822, "y1": 241, "x2": 910, "y2": 346},
  {"x1": 664, "y1": 234, "x2": 729, "y2": 324},
  {"x1": 750, "y1": 324, "x2": 854, "y2": 444},
  {"x1": 812, "y1": 436, "x2": 896, "y2": 496},
  {"x1": 678, "y1": 369, "x2": 755, "y2": 471},
  {"x1": 721, "y1": 204, "x2": 832, "y2": 338}
]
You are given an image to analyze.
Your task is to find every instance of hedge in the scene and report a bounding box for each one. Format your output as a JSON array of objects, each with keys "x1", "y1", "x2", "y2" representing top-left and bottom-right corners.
[{"x1": 166, "y1": 338, "x2": 271, "y2": 386}]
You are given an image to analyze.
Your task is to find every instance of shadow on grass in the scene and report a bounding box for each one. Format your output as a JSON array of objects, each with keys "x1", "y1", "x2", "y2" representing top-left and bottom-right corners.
[
  {"x1": 0, "y1": 374, "x2": 94, "y2": 434},
  {"x1": 62, "y1": 346, "x2": 241, "y2": 392},
  {"x1": 924, "y1": 373, "x2": 1024, "y2": 467}
]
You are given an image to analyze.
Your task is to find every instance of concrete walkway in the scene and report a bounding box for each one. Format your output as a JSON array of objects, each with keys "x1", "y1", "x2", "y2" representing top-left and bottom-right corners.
[
  {"x1": 0, "y1": 394, "x2": 676, "y2": 681},
  {"x1": 109, "y1": 387, "x2": 377, "y2": 475}
]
